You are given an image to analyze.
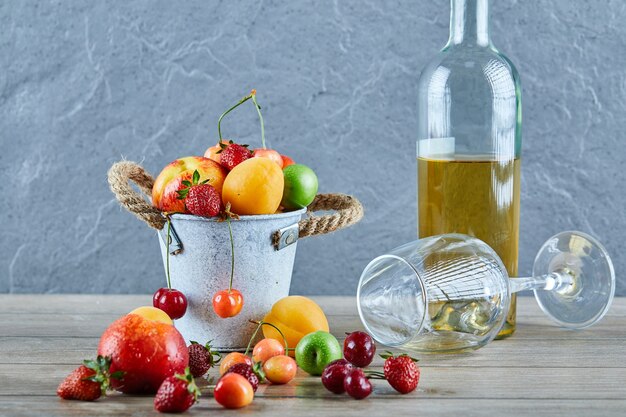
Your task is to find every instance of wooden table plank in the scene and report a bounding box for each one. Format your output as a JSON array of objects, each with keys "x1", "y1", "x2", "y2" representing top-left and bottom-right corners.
[
  {"x1": 2, "y1": 397, "x2": 625, "y2": 417},
  {"x1": 2, "y1": 336, "x2": 625, "y2": 368},
  {"x1": 0, "y1": 295, "x2": 624, "y2": 416},
  {"x1": 3, "y1": 364, "x2": 626, "y2": 400},
  {"x1": 2, "y1": 310, "x2": 625, "y2": 340}
]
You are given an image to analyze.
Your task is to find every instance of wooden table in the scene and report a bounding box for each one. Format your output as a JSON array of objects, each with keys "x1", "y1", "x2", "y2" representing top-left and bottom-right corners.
[{"x1": 1, "y1": 295, "x2": 625, "y2": 416}]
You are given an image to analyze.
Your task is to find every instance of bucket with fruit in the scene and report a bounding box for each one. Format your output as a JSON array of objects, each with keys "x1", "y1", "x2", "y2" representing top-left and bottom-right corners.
[{"x1": 108, "y1": 91, "x2": 363, "y2": 349}]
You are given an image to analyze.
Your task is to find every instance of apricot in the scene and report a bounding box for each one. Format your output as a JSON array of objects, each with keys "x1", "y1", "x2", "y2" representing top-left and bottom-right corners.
[
  {"x1": 262, "y1": 296, "x2": 329, "y2": 356},
  {"x1": 222, "y1": 158, "x2": 284, "y2": 215}
]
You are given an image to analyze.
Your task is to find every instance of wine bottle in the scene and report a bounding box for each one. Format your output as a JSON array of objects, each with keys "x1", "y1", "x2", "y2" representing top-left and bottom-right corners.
[{"x1": 416, "y1": 0, "x2": 521, "y2": 338}]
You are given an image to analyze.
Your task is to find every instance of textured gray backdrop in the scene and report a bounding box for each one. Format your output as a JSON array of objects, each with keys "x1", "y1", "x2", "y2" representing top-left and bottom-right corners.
[{"x1": 1, "y1": 1, "x2": 625, "y2": 295}]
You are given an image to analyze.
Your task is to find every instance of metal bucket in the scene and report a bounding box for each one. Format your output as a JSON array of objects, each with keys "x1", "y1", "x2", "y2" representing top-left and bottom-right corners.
[
  {"x1": 107, "y1": 161, "x2": 364, "y2": 350},
  {"x1": 158, "y1": 209, "x2": 305, "y2": 350}
]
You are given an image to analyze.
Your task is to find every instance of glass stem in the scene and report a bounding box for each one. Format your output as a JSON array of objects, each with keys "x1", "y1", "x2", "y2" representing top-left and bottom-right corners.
[{"x1": 510, "y1": 271, "x2": 575, "y2": 294}]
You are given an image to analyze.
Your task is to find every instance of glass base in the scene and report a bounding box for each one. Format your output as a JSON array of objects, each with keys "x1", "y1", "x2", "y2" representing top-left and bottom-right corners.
[
  {"x1": 495, "y1": 294, "x2": 516, "y2": 339},
  {"x1": 495, "y1": 321, "x2": 516, "y2": 339},
  {"x1": 533, "y1": 231, "x2": 615, "y2": 329}
]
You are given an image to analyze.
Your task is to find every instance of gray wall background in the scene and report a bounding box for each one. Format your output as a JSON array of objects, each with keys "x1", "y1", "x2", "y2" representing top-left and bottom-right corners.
[{"x1": 1, "y1": 1, "x2": 625, "y2": 295}]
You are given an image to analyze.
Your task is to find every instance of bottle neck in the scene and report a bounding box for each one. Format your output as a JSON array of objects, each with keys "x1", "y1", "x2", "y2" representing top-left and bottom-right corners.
[{"x1": 448, "y1": 0, "x2": 491, "y2": 47}]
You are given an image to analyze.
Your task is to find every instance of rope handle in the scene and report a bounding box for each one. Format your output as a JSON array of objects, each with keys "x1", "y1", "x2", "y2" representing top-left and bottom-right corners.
[
  {"x1": 108, "y1": 161, "x2": 166, "y2": 230},
  {"x1": 107, "y1": 161, "x2": 364, "y2": 238}
]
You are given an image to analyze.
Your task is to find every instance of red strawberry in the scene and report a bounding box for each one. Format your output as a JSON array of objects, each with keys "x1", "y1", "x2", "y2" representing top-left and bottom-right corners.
[
  {"x1": 154, "y1": 367, "x2": 200, "y2": 413},
  {"x1": 218, "y1": 141, "x2": 252, "y2": 170},
  {"x1": 177, "y1": 170, "x2": 222, "y2": 217},
  {"x1": 188, "y1": 340, "x2": 221, "y2": 377},
  {"x1": 381, "y1": 352, "x2": 420, "y2": 394},
  {"x1": 57, "y1": 356, "x2": 123, "y2": 401},
  {"x1": 224, "y1": 362, "x2": 264, "y2": 392}
]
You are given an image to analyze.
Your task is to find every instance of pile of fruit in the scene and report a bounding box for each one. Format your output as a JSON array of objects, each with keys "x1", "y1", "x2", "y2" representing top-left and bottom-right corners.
[
  {"x1": 148, "y1": 90, "x2": 320, "y2": 322},
  {"x1": 58, "y1": 91, "x2": 417, "y2": 411},
  {"x1": 151, "y1": 90, "x2": 318, "y2": 218},
  {"x1": 56, "y1": 295, "x2": 421, "y2": 412}
]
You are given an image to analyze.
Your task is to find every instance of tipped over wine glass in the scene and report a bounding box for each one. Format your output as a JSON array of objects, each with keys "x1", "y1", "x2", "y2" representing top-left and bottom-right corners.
[{"x1": 357, "y1": 231, "x2": 615, "y2": 354}]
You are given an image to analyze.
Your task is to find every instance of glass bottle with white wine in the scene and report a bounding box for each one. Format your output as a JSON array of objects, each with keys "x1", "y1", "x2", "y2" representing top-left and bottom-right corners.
[{"x1": 416, "y1": 0, "x2": 521, "y2": 338}]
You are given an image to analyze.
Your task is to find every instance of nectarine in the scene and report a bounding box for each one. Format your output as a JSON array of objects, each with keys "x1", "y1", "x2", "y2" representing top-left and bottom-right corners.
[
  {"x1": 152, "y1": 156, "x2": 227, "y2": 213},
  {"x1": 98, "y1": 314, "x2": 188, "y2": 394}
]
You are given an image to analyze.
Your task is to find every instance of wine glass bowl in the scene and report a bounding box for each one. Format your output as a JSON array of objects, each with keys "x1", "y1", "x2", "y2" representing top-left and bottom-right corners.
[
  {"x1": 357, "y1": 231, "x2": 615, "y2": 354},
  {"x1": 357, "y1": 234, "x2": 510, "y2": 354}
]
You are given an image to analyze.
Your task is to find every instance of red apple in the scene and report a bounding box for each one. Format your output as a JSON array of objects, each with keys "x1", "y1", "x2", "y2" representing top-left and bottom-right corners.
[
  {"x1": 253, "y1": 148, "x2": 283, "y2": 168},
  {"x1": 281, "y1": 155, "x2": 295, "y2": 168},
  {"x1": 152, "y1": 156, "x2": 227, "y2": 213},
  {"x1": 97, "y1": 313, "x2": 189, "y2": 394}
]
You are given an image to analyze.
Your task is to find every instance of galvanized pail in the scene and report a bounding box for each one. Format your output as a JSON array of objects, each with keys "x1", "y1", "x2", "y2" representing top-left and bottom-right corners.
[
  {"x1": 108, "y1": 161, "x2": 364, "y2": 349},
  {"x1": 158, "y1": 209, "x2": 305, "y2": 349}
]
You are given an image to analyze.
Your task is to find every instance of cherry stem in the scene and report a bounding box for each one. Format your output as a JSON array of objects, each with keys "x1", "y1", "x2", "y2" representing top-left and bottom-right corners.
[
  {"x1": 363, "y1": 370, "x2": 386, "y2": 380},
  {"x1": 165, "y1": 215, "x2": 172, "y2": 290},
  {"x1": 244, "y1": 320, "x2": 264, "y2": 356},
  {"x1": 250, "y1": 92, "x2": 266, "y2": 149},
  {"x1": 227, "y1": 215, "x2": 234, "y2": 293},
  {"x1": 217, "y1": 92, "x2": 254, "y2": 142},
  {"x1": 245, "y1": 320, "x2": 289, "y2": 355}
]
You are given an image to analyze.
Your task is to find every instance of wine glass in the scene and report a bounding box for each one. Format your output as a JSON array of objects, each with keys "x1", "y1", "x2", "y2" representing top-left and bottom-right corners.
[{"x1": 357, "y1": 231, "x2": 615, "y2": 354}]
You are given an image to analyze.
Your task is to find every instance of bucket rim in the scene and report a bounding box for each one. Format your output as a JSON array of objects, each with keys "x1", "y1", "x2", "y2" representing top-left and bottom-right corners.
[{"x1": 169, "y1": 207, "x2": 307, "y2": 223}]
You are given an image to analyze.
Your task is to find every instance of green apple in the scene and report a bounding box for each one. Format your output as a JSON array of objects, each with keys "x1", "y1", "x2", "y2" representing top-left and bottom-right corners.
[
  {"x1": 295, "y1": 331, "x2": 342, "y2": 376},
  {"x1": 281, "y1": 164, "x2": 318, "y2": 210}
]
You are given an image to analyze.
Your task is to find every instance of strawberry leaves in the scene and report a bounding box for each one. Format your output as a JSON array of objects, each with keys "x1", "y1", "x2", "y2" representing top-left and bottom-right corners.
[
  {"x1": 177, "y1": 170, "x2": 211, "y2": 200},
  {"x1": 216, "y1": 140, "x2": 250, "y2": 155},
  {"x1": 174, "y1": 367, "x2": 201, "y2": 403},
  {"x1": 82, "y1": 355, "x2": 124, "y2": 395}
]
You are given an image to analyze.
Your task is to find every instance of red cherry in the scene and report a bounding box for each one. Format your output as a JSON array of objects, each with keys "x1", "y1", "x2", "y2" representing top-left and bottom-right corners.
[
  {"x1": 321, "y1": 359, "x2": 353, "y2": 394},
  {"x1": 212, "y1": 289, "x2": 244, "y2": 318},
  {"x1": 344, "y1": 331, "x2": 376, "y2": 367},
  {"x1": 344, "y1": 368, "x2": 372, "y2": 400},
  {"x1": 153, "y1": 288, "x2": 187, "y2": 320}
]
